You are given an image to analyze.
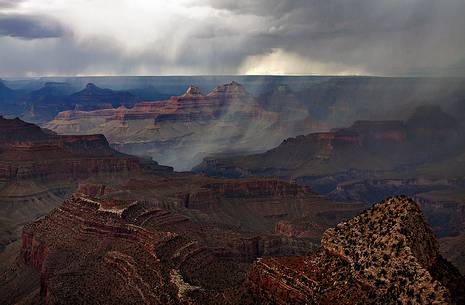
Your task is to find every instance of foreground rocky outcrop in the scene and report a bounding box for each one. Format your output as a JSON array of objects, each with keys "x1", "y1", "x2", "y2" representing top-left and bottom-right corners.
[
  {"x1": 6, "y1": 193, "x2": 464, "y2": 304},
  {"x1": 247, "y1": 196, "x2": 465, "y2": 304},
  {"x1": 1, "y1": 172, "x2": 368, "y2": 305},
  {"x1": 20, "y1": 195, "x2": 178, "y2": 305}
]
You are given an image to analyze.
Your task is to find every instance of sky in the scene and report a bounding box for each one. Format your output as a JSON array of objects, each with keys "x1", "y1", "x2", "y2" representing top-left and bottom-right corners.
[{"x1": 0, "y1": 0, "x2": 464, "y2": 77}]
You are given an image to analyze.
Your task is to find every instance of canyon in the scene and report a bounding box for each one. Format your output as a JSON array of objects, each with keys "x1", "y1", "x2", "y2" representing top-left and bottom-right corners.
[
  {"x1": 0, "y1": 116, "x2": 171, "y2": 251},
  {"x1": 1, "y1": 172, "x2": 368, "y2": 305},
  {"x1": 195, "y1": 105, "x2": 463, "y2": 178},
  {"x1": 44, "y1": 81, "x2": 320, "y2": 170},
  {"x1": 4, "y1": 76, "x2": 465, "y2": 172},
  {"x1": 2, "y1": 192, "x2": 464, "y2": 304},
  {"x1": 195, "y1": 104, "x2": 465, "y2": 274},
  {"x1": 1, "y1": 76, "x2": 465, "y2": 304}
]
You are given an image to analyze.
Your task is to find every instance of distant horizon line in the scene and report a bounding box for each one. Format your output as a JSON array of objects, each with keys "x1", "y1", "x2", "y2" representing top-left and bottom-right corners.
[{"x1": 3, "y1": 74, "x2": 465, "y2": 80}]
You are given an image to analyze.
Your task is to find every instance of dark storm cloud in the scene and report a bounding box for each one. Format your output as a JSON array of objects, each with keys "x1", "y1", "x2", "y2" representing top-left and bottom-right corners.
[
  {"x1": 197, "y1": 0, "x2": 465, "y2": 76},
  {"x1": 0, "y1": 14, "x2": 67, "y2": 39},
  {"x1": 0, "y1": 0, "x2": 464, "y2": 76}
]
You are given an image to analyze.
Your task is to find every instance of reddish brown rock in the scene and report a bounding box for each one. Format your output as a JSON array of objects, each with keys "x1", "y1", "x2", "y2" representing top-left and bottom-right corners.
[
  {"x1": 0, "y1": 116, "x2": 50, "y2": 143},
  {"x1": 0, "y1": 117, "x2": 171, "y2": 254},
  {"x1": 76, "y1": 183, "x2": 116, "y2": 197},
  {"x1": 247, "y1": 196, "x2": 465, "y2": 305},
  {"x1": 7, "y1": 172, "x2": 368, "y2": 304},
  {"x1": 50, "y1": 81, "x2": 264, "y2": 125},
  {"x1": 182, "y1": 180, "x2": 312, "y2": 209},
  {"x1": 0, "y1": 117, "x2": 170, "y2": 182},
  {"x1": 275, "y1": 220, "x2": 323, "y2": 239},
  {"x1": 20, "y1": 196, "x2": 178, "y2": 305}
]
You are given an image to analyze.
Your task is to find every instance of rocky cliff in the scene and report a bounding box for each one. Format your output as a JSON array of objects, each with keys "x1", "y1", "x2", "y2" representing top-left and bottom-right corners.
[
  {"x1": 69, "y1": 83, "x2": 137, "y2": 110},
  {"x1": 247, "y1": 196, "x2": 465, "y2": 304},
  {"x1": 194, "y1": 119, "x2": 417, "y2": 178},
  {"x1": 440, "y1": 232, "x2": 465, "y2": 276},
  {"x1": 4, "y1": 171, "x2": 368, "y2": 305},
  {"x1": 0, "y1": 117, "x2": 171, "y2": 182},
  {"x1": 13, "y1": 193, "x2": 464, "y2": 304},
  {"x1": 195, "y1": 105, "x2": 463, "y2": 178},
  {"x1": 0, "y1": 116, "x2": 50, "y2": 143},
  {"x1": 44, "y1": 81, "x2": 301, "y2": 170},
  {"x1": 20, "y1": 195, "x2": 179, "y2": 305},
  {"x1": 47, "y1": 82, "x2": 264, "y2": 128},
  {"x1": 0, "y1": 117, "x2": 171, "y2": 253},
  {"x1": 192, "y1": 105, "x2": 465, "y2": 274}
]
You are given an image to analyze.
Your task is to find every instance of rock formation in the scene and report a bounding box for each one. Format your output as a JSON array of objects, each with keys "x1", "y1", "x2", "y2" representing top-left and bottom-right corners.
[
  {"x1": 247, "y1": 196, "x2": 465, "y2": 304},
  {"x1": 21, "y1": 82, "x2": 76, "y2": 123},
  {"x1": 0, "y1": 117, "x2": 148, "y2": 182},
  {"x1": 257, "y1": 84, "x2": 308, "y2": 120},
  {"x1": 193, "y1": 106, "x2": 465, "y2": 276},
  {"x1": 6, "y1": 192, "x2": 464, "y2": 304},
  {"x1": 47, "y1": 81, "x2": 263, "y2": 128},
  {"x1": 69, "y1": 83, "x2": 137, "y2": 110},
  {"x1": 0, "y1": 117, "x2": 171, "y2": 252},
  {"x1": 45, "y1": 81, "x2": 305, "y2": 170},
  {"x1": 20, "y1": 195, "x2": 179, "y2": 305},
  {"x1": 440, "y1": 232, "x2": 465, "y2": 276},
  {"x1": 2, "y1": 171, "x2": 369, "y2": 305},
  {"x1": 17, "y1": 82, "x2": 140, "y2": 123},
  {"x1": 193, "y1": 119, "x2": 414, "y2": 179},
  {"x1": 0, "y1": 116, "x2": 50, "y2": 143}
]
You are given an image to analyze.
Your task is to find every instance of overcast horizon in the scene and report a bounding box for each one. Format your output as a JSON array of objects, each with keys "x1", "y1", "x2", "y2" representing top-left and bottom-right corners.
[{"x1": 1, "y1": 0, "x2": 465, "y2": 77}]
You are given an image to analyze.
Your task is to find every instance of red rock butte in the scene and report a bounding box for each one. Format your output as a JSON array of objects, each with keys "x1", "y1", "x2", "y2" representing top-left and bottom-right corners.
[{"x1": 52, "y1": 81, "x2": 263, "y2": 124}]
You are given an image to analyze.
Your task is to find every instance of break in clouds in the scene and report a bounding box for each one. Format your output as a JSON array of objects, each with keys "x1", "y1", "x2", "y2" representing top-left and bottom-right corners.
[{"x1": 0, "y1": 0, "x2": 464, "y2": 76}]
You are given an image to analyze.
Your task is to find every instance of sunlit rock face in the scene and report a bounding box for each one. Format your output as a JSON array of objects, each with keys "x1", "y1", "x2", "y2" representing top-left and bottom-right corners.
[
  {"x1": 46, "y1": 82, "x2": 263, "y2": 132},
  {"x1": 44, "y1": 81, "x2": 322, "y2": 170},
  {"x1": 247, "y1": 196, "x2": 465, "y2": 305}
]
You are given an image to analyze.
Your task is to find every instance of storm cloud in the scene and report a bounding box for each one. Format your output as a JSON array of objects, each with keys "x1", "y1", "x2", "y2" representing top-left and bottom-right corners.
[
  {"x1": 0, "y1": 14, "x2": 67, "y2": 39},
  {"x1": 0, "y1": 0, "x2": 464, "y2": 76}
]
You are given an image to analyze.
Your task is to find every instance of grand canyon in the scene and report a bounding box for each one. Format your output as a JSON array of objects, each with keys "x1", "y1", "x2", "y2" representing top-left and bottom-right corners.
[
  {"x1": 2, "y1": 1, "x2": 465, "y2": 304},
  {"x1": 1, "y1": 76, "x2": 464, "y2": 305}
]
